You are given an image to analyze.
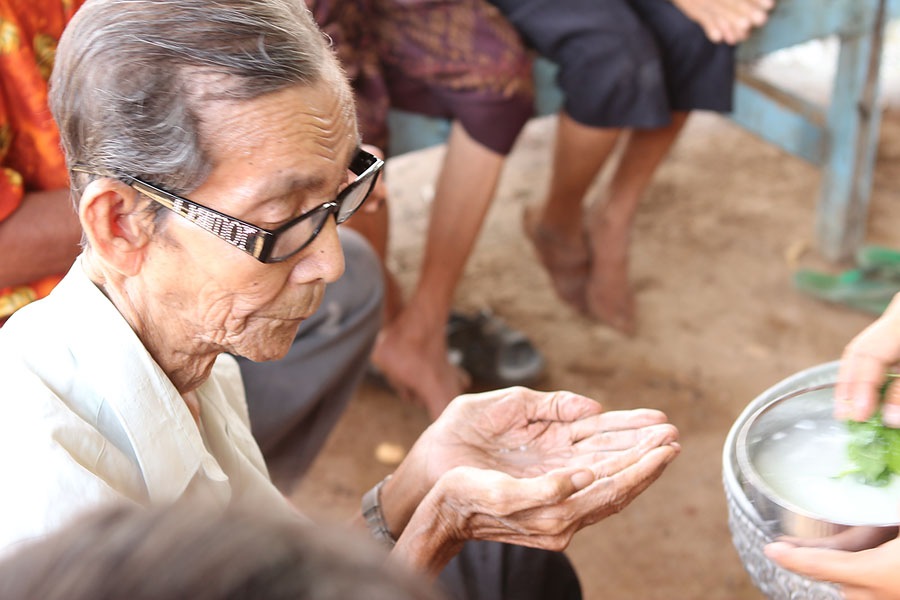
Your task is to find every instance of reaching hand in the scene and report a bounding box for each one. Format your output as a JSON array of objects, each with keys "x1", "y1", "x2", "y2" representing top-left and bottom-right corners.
[
  {"x1": 391, "y1": 387, "x2": 679, "y2": 573},
  {"x1": 835, "y1": 292, "x2": 900, "y2": 425},
  {"x1": 765, "y1": 533, "x2": 900, "y2": 600},
  {"x1": 413, "y1": 387, "x2": 677, "y2": 483}
]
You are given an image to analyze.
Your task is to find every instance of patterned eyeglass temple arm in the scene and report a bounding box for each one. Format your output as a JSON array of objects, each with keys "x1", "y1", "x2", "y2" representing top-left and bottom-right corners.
[
  {"x1": 130, "y1": 180, "x2": 271, "y2": 258},
  {"x1": 71, "y1": 166, "x2": 272, "y2": 260}
]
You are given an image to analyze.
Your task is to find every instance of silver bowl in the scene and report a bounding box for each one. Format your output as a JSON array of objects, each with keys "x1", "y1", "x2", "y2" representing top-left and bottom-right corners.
[
  {"x1": 737, "y1": 381, "x2": 900, "y2": 540},
  {"x1": 723, "y1": 362, "x2": 844, "y2": 599}
]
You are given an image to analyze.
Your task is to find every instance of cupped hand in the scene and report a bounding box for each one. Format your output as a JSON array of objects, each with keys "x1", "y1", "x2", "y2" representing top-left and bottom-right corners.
[
  {"x1": 765, "y1": 533, "x2": 900, "y2": 600},
  {"x1": 395, "y1": 423, "x2": 678, "y2": 574},
  {"x1": 389, "y1": 388, "x2": 679, "y2": 574},
  {"x1": 438, "y1": 437, "x2": 678, "y2": 543},
  {"x1": 410, "y1": 387, "x2": 677, "y2": 486},
  {"x1": 835, "y1": 292, "x2": 900, "y2": 425}
]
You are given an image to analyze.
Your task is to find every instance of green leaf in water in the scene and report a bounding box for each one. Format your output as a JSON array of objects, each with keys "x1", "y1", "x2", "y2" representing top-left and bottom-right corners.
[{"x1": 844, "y1": 378, "x2": 900, "y2": 486}]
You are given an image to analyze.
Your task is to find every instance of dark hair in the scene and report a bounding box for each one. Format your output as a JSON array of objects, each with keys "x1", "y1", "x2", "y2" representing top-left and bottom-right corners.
[
  {"x1": 0, "y1": 500, "x2": 443, "y2": 600},
  {"x1": 49, "y1": 0, "x2": 344, "y2": 201}
]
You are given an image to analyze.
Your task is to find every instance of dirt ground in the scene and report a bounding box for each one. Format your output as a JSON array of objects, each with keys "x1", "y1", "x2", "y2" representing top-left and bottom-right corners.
[{"x1": 280, "y1": 47, "x2": 900, "y2": 599}]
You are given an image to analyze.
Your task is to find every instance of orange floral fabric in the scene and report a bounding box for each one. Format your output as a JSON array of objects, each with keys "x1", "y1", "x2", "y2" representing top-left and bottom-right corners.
[{"x1": 0, "y1": 0, "x2": 83, "y2": 319}]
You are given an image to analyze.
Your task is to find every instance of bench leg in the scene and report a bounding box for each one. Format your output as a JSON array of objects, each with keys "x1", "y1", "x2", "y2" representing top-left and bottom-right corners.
[{"x1": 816, "y1": 0, "x2": 886, "y2": 261}]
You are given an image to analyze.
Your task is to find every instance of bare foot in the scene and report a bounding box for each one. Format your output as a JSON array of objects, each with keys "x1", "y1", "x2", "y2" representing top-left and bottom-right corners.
[
  {"x1": 585, "y1": 213, "x2": 636, "y2": 336},
  {"x1": 586, "y1": 256, "x2": 636, "y2": 336},
  {"x1": 370, "y1": 309, "x2": 471, "y2": 420},
  {"x1": 673, "y1": 0, "x2": 774, "y2": 45},
  {"x1": 522, "y1": 205, "x2": 591, "y2": 314}
]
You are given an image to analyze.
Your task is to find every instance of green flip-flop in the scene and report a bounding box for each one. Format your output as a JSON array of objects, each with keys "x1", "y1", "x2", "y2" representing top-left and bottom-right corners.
[
  {"x1": 856, "y1": 245, "x2": 900, "y2": 281},
  {"x1": 793, "y1": 268, "x2": 897, "y2": 315}
]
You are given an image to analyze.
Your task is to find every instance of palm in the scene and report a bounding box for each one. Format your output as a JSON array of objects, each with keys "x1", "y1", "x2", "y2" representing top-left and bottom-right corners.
[{"x1": 415, "y1": 387, "x2": 670, "y2": 483}]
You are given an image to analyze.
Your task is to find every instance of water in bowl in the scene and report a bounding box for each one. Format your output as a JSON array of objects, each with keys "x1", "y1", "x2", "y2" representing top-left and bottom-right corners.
[{"x1": 753, "y1": 417, "x2": 900, "y2": 525}]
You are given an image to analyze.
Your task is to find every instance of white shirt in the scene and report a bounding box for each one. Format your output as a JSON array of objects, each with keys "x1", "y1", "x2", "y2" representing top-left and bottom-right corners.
[{"x1": 0, "y1": 258, "x2": 300, "y2": 554}]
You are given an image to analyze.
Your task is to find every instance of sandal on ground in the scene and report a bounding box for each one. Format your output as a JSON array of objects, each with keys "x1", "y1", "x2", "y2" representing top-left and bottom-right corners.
[
  {"x1": 793, "y1": 245, "x2": 900, "y2": 316},
  {"x1": 522, "y1": 205, "x2": 591, "y2": 314},
  {"x1": 793, "y1": 268, "x2": 897, "y2": 315},
  {"x1": 856, "y1": 245, "x2": 900, "y2": 279},
  {"x1": 446, "y1": 309, "x2": 546, "y2": 388}
]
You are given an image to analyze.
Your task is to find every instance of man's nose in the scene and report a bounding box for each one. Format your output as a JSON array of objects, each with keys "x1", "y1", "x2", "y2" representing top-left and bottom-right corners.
[{"x1": 289, "y1": 216, "x2": 345, "y2": 284}]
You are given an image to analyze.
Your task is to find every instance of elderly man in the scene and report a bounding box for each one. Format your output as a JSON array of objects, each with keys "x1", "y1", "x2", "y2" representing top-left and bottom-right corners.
[
  {"x1": 0, "y1": 0, "x2": 679, "y2": 592},
  {"x1": 0, "y1": 0, "x2": 383, "y2": 481}
]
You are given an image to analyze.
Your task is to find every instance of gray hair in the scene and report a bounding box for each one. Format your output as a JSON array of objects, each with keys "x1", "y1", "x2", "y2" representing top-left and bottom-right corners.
[
  {"x1": 50, "y1": 0, "x2": 344, "y2": 201},
  {"x1": 0, "y1": 499, "x2": 444, "y2": 600}
]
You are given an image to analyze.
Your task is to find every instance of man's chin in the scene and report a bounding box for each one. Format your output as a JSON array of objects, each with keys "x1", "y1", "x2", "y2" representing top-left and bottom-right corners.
[{"x1": 231, "y1": 322, "x2": 304, "y2": 362}]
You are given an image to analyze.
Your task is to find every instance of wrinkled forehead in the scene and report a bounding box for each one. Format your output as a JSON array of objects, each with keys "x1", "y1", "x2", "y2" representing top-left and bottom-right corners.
[
  {"x1": 195, "y1": 65, "x2": 359, "y2": 156},
  {"x1": 183, "y1": 72, "x2": 360, "y2": 212}
]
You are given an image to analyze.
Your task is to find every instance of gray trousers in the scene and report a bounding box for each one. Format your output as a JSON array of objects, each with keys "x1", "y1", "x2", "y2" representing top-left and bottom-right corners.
[
  {"x1": 441, "y1": 541, "x2": 582, "y2": 600},
  {"x1": 235, "y1": 228, "x2": 384, "y2": 477}
]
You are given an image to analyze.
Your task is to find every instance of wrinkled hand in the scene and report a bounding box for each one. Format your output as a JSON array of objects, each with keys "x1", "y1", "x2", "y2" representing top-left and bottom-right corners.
[
  {"x1": 835, "y1": 292, "x2": 900, "y2": 425},
  {"x1": 413, "y1": 387, "x2": 677, "y2": 484},
  {"x1": 765, "y1": 533, "x2": 900, "y2": 600},
  {"x1": 393, "y1": 388, "x2": 679, "y2": 572}
]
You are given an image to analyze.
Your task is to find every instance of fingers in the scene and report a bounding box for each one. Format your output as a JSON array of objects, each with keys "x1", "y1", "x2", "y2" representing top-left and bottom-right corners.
[
  {"x1": 592, "y1": 439, "x2": 680, "y2": 483},
  {"x1": 835, "y1": 350, "x2": 888, "y2": 422},
  {"x1": 458, "y1": 388, "x2": 669, "y2": 431},
  {"x1": 841, "y1": 585, "x2": 880, "y2": 600},
  {"x1": 525, "y1": 389, "x2": 606, "y2": 422},
  {"x1": 673, "y1": 0, "x2": 773, "y2": 44},
  {"x1": 523, "y1": 424, "x2": 678, "y2": 474},
  {"x1": 836, "y1": 296, "x2": 900, "y2": 422},
  {"x1": 565, "y1": 408, "x2": 670, "y2": 443},
  {"x1": 777, "y1": 527, "x2": 898, "y2": 553},
  {"x1": 574, "y1": 444, "x2": 680, "y2": 526},
  {"x1": 764, "y1": 542, "x2": 874, "y2": 589},
  {"x1": 573, "y1": 422, "x2": 679, "y2": 455},
  {"x1": 436, "y1": 441, "x2": 678, "y2": 553},
  {"x1": 715, "y1": 14, "x2": 747, "y2": 45},
  {"x1": 439, "y1": 465, "x2": 597, "y2": 518},
  {"x1": 886, "y1": 384, "x2": 900, "y2": 428},
  {"x1": 456, "y1": 387, "x2": 606, "y2": 425}
]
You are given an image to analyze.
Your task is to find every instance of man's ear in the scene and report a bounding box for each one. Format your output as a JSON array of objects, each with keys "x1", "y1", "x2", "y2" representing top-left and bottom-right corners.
[{"x1": 79, "y1": 178, "x2": 155, "y2": 276}]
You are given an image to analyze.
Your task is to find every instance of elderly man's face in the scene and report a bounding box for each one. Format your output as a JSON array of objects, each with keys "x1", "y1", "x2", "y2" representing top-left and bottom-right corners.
[{"x1": 142, "y1": 78, "x2": 358, "y2": 361}]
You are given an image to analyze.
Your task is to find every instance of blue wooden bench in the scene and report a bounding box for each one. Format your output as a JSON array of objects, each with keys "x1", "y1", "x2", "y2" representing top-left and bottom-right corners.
[
  {"x1": 386, "y1": 0, "x2": 897, "y2": 262},
  {"x1": 732, "y1": 0, "x2": 897, "y2": 261}
]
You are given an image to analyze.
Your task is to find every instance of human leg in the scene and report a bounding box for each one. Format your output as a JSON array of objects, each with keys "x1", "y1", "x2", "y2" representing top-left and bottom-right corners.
[
  {"x1": 582, "y1": 1, "x2": 733, "y2": 333},
  {"x1": 491, "y1": 0, "x2": 668, "y2": 324},
  {"x1": 363, "y1": 0, "x2": 533, "y2": 418},
  {"x1": 496, "y1": 0, "x2": 735, "y2": 333},
  {"x1": 371, "y1": 121, "x2": 505, "y2": 418},
  {"x1": 583, "y1": 112, "x2": 689, "y2": 334},
  {"x1": 236, "y1": 228, "x2": 384, "y2": 481},
  {"x1": 523, "y1": 112, "x2": 620, "y2": 314},
  {"x1": 566, "y1": 0, "x2": 735, "y2": 333}
]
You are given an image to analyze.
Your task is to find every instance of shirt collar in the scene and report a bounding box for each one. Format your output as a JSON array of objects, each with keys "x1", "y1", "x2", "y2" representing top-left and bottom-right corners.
[{"x1": 60, "y1": 258, "x2": 227, "y2": 502}]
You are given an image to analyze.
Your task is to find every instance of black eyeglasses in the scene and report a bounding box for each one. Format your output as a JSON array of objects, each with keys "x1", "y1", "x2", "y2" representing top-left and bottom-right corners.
[{"x1": 72, "y1": 149, "x2": 384, "y2": 263}]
